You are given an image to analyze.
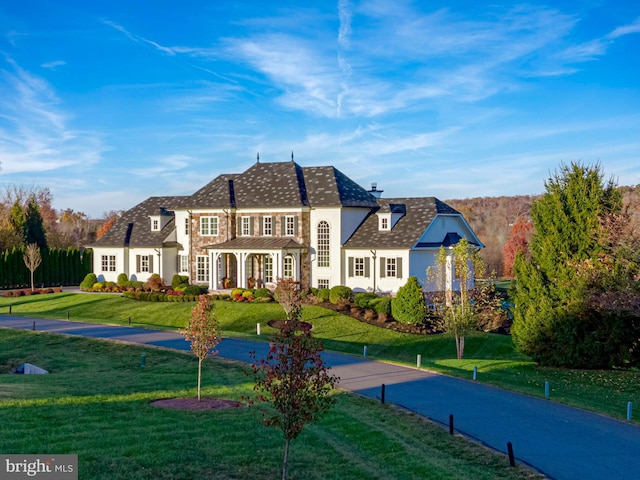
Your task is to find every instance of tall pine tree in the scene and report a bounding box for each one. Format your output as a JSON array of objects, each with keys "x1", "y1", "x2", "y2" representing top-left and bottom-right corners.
[
  {"x1": 24, "y1": 195, "x2": 48, "y2": 249},
  {"x1": 511, "y1": 162, "x2": 632, "y2": 368}
]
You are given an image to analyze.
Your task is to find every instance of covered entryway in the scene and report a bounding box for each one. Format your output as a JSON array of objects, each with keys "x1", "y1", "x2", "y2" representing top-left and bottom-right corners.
[{"x1": 207, "y1": 237, "x2": 304, "y2": 290}]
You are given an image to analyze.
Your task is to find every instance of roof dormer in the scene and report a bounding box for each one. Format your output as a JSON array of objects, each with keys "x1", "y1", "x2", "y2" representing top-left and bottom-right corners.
[
  {"x1": 149, "y1": 207, "x2": 173, "y2": 232},
  {"x1": 377, "y1": 203, "x2": 406, "y2": 231}
]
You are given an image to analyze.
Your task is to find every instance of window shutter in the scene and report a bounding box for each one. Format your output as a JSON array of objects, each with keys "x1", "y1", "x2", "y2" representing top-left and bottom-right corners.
[
  {"x1": 258, "y1": 217, "x2": 263, "y2": 236},
  {"x1": 280, "y1": 216, "x2": 285, "y2": 235},
  {"x1": 380, "y1": 257, "x2": 386, "y2": 278},
  {"x1": 271, "y1": 216, "x2": 276, "y2": 232},
  {"x1": 136, "y1": 255, "x2": 141, "y2": 272},
  {"x1": 397, "y1": 258, "x2": 403, "y2": 278},
  {"x1": 293, "y1": 216, "x2": 298, "y2": 235},
  {"x1": 149, "y1": 256, "x2": 154, "y2": 273},
  {"x1": 236, "y1": 219, "x2": 241, "y2": 236},
  {"x1": 348, "y1": 257, "x2": 354, "y2": 277},
  {"x1": 364, "y1": 257, "x2": 370, "y2": 278},
  {"x1": 250, "y1": 217, "x2": 255, "y2": 236}
]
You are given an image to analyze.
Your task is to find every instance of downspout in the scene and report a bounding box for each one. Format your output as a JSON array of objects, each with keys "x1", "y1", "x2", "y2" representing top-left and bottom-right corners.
[
  {"x1": 370, "y1": 249, "x2": 377, "y2": 292},
  {"x1": 154, "y1": 248, "x2": 162, "y2": 282},
  {"x1": 187, "y1": 210, "x2": 192, "y2": 282}
]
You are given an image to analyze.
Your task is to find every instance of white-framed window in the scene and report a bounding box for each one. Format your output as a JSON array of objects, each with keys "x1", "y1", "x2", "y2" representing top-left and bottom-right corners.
[
  {"x1": 381, "y1": 217, "x2": 389, "y2": 230},
  {"x1": 141, "y1": 255, "x2": 150, "y2": 272},
  {"x1": 264, "y1": 256, "x2": 273, "y2": 283},
  {"x1": 386, "y1": 257, "x2": 397, "y2": 277},
  {"x1": 318, "y1": 279, "x2": 329, "y2": 290},
  {"x1": 200, "y1": 216, "x2": 218, "y2": 236},
  {"x1": 317, "y1": 220, "x2": 330, "y2": 267},
  {"x1": 354, "y1": 257, "x2": 365, "y2": 277},
  {"x1": 196, "y1": 255, "x2": 209, "y2": 283},
  {"x1": 285, "y1": 216, "x2": 296, "y2": 236},
  {"x1": 283, "y1": 255, "x2": 294, "y2": 279},
  {"x1": 101, "y1": 255, "x2": 116, "y2": 272},
  {"x1": 179, "y1": 255, "x2": 189, "y2": 273},
  {"x1": 241, "y1": 216, "x2": 252, "y2": 236},
  {"x1": 185, "y1": 218, "x2": 190, "y2": 235},
  {"x1": 262, "y1": 216, "x2": 273, "y2": 236},
  {"x1": 152, "y1": 219, "x2": 160, "y2": 231}
]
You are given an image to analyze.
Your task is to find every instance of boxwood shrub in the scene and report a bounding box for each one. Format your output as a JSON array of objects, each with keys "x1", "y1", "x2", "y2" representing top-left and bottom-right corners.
[{"x1": 329, "y1": 285, "x2": 353, "y2": 304}]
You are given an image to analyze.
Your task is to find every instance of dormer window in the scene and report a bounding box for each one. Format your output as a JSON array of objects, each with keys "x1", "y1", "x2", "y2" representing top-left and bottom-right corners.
[
  {"x1": 379, "y1": 215, "x2": 390, "y2": 231},
  {"x1": 151, "y1": 218, "x2": 160, "y2": 231}
]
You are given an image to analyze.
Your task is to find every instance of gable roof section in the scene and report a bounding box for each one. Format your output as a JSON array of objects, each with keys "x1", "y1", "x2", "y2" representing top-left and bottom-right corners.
[
  {"x1": 302, "y1": 166, "x2": 378, "y2": 207},
  {"x1": 90, "y1": 196, "x2": 188, "y2": 248},
  {"x1": 344, "y1": 197, "x2": 461, "y2": 249}
]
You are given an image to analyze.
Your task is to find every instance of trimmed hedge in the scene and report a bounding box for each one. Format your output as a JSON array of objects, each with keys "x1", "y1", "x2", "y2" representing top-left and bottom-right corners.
[{"x1": 329, "y1": 285, "x2": 353, "y2": 304}]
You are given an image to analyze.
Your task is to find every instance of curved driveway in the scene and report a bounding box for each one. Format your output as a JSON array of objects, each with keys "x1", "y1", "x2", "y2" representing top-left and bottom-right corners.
[{"x1": 2, "y1": 315, "x2": 640, "y2": 480}]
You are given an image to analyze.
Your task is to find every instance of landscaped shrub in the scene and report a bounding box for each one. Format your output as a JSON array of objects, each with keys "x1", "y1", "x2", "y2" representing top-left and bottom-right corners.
[
  {"x1": 242, "y1": 290, "x2": 253, "y2": 299},
  {"x1": 183, "y1": 285, "x2": 207, "y2": 295},
  {"x1": 354, "y1": 292, "x2": 379, "y2": 308},
  {"x1": 336, "y1": 298, "x2": 351, "y2": 311},
  {"x1": 318, "y1": 289, "x2": 330, "y2": 302},
  {"x1": 117, "y1": 273, "x2": 128, "y2": 287},
  {"x1": 371, "y1": 297, "x2": 392, "y2": 316},
  {"x1": 253, "y1": 288, "x2": 272, "y2": 299},
  {"x1": 392, "y1": 276, "x2": 426, "y2": 325},
  {"x1": 146, "y1": 274, "x2": 164, "y2": 291},
  {"x1": 172, "y1": 274, "x2": 189, "y2": 289},
  {"x1": 231, "y1": 288, "x2": 244, "y2": 297},
  {"x1": 329, "y1": 285, "x2": 353, "y2": 304},
  {"x1": 364, "y1": 309, "x2": 377, "y2": 321},
  {"x1": 80, "y1": 273, "x2": 98, "y2": 291}
]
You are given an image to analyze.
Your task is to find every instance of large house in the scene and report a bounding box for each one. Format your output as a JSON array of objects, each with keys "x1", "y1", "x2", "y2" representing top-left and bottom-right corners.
[{"x1": 90, "y1": 160, "x2": 483, "y2": 293}]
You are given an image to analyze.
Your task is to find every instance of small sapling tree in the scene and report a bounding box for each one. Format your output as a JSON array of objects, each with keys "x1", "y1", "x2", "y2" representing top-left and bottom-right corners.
[
  {"x1": 180, "y1": 294, "x2": 222, "y2": 401},
  {"x1": 249, "y1": 278, "x2": 338, "y2": 480},
  {"x1": 23, "y1": 243, "x2": 42, "y2": 291},
  {"x1": 430, "y1": 238, "x2": 483, "y2": 359}
]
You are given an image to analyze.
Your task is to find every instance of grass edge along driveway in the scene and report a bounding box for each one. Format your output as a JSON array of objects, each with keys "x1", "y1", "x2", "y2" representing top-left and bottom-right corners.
[
  {"x1": 1, "y1": 292, "x2": 639, "y2": 423},
  {"x1": 0, "y1": 328, "x2": 542, "y2": 480}
]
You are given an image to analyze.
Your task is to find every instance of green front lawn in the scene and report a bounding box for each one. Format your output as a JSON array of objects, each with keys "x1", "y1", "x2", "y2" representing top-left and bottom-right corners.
[
  {"x1": 2, "y1": 292, "x2": 639, "y2": 422},
  {"x1": 0, "y1": 329, "x2": 540, "y2": 479}
]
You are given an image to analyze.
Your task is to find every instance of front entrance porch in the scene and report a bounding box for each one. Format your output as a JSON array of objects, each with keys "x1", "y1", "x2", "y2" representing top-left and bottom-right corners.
[{"x1": 207, "y1": 237, "x2": 305, "y2": 290}]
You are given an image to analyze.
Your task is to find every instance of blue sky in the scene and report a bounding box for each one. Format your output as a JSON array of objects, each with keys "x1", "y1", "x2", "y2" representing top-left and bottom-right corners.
[{"x1": 1, "y1": 1, "x2": 639, "y2": 217}]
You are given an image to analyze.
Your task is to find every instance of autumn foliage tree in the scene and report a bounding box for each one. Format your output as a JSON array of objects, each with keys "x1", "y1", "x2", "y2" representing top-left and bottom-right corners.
[
  {"x1": 180, "y1": 295, "x2": 222, "y2": 401},
  {"x1": 502, "y1": 217, "x2": 533, "y2": 278},
  {"x1": 249, "y1": 278, "x2": 338, "y2": 480}
]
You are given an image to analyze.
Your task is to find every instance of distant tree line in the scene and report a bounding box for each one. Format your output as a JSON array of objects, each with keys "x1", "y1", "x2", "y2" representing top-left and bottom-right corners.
[
  {"x1": 0, "y1": 184, "x2": 121, "y2": 251},
  {"x1": 447, "y1": 183, "x2": 640, "y2": 278}
]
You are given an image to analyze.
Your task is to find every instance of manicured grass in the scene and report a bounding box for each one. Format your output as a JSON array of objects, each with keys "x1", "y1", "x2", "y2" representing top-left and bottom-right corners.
[
  {"x1": 0, "y1": 329, "x2": 540, "y2": 479},
  {"x1": 2, "y1": 293, "x2": 640, "y2": 422}
]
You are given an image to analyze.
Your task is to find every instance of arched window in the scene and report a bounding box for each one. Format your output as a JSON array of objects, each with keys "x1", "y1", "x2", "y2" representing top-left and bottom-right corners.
[
  {"x1": 317, "y1": 220, "x2": 330, "y2": 268},
  {"x1": 284, "y1": 255, "x2": 294, "y2": 279}
]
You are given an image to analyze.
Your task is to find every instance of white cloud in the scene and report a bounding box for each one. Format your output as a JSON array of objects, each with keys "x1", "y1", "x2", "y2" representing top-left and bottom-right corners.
[{"x1": 0, "y1": 57, "x2": 105, "y2": 175}]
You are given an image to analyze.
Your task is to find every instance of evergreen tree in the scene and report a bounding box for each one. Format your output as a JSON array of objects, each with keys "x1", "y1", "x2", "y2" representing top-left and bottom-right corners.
[
  {"x1": 9, "y1": 201, "x2": 26, "y2": 245},
  {"x1": 24, "y1": 195, "x2": 48, "y2": 249},
  {"x1": 392, "y1": 276, "x2": 426, "y2": 325},
  {"x1": 511, "y1": 162, "x2": 631, "y2": 368}
]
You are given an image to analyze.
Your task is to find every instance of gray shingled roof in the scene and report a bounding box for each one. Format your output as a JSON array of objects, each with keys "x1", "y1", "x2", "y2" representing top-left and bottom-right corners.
[
  {"x1": 190, "y1": 161, "x2": 377, "y2": 209},
  {"x1": 302, "y1": 166, "x2": 378, "y2": 207},
  {"x1": 344, "y1": 197, "x2": 461, "y2": 249},
  {"x1": 190, "y1": 174, "x2": 238, "y2": 208},
  {"x1": 90, "y1": 196, "x2": 188, "y2": 248}
]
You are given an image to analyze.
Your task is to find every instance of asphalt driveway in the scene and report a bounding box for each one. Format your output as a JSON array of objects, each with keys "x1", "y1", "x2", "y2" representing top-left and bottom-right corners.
[{"x1": 2, "y1": 315, "x2": 640, "y2": 479}]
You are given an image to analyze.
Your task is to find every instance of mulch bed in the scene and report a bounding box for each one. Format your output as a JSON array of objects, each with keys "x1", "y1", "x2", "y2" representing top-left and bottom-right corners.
[{"x1": 150, "y1": 398, "x2": 244, "y2": 411}]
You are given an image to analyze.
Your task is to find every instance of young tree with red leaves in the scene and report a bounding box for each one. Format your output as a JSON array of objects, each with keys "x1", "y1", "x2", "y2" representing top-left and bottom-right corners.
[
  {"x1": 502, "y1": 217, "x2": 533, "y2": 278},
  {"x1": 249, "y1": 279, "x2": 338, "y2": 480},
  {"x1": 180, "y1": 295, "x2": 222, "y2": 401}
]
